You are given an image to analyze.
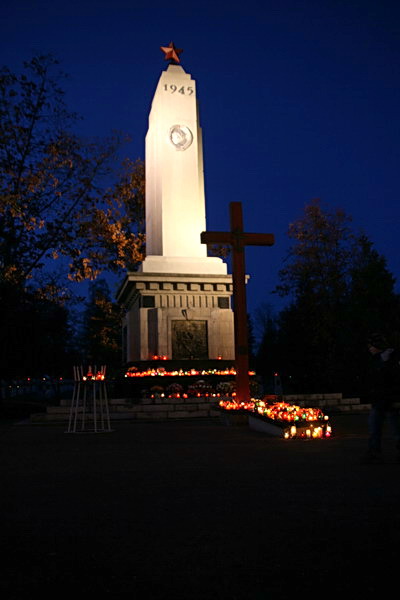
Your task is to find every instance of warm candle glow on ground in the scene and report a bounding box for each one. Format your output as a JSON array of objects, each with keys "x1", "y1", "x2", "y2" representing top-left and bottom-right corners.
[{"x1": 219, "y1": 397, "x2": 332, "y2": 439}]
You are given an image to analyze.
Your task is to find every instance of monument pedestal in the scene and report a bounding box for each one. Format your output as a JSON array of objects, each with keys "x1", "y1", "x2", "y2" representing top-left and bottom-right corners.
[{"x1": 118, "y1": 271, "x2": 234, "y2": 363}]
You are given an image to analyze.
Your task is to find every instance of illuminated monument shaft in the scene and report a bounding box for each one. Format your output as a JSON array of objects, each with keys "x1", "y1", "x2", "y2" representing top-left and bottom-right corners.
[
  {"x1": 146, "y1": 65, "x2": 205, "y2": 258},
  {"x1": 142, "y1": 64, "x2": 226, "y2": 274}
]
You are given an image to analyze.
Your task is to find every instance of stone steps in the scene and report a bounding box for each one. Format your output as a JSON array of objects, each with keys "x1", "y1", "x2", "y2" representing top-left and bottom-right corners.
[
  {"x1": 30, "y1": 396, "x2": 221, "y2": 423},
  {"x1": 30, "y1": 392, "x2": 382, "y2": 424}
]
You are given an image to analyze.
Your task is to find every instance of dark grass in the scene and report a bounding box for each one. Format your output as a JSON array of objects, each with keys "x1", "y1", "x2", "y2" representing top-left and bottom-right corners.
[{"x1": 1, "y1": 414, "x2": 399, "y2": 598}]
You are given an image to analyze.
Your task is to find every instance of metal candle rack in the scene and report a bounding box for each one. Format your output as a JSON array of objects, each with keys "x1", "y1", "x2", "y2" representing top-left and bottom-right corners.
[{"x1": 66, "y1": 365, "x2": 112, "y2": 433}]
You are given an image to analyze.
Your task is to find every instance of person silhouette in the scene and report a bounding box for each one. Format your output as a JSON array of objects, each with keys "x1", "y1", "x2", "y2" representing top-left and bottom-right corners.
[{"x1": 362, "y1": 333, "x2": 400, "y2": 464}]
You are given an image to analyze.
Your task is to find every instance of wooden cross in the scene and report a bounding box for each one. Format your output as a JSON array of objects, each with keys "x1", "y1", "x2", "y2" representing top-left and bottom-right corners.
[{"x1": 201, "y1": 202, "x2": 275, "y2": 403}]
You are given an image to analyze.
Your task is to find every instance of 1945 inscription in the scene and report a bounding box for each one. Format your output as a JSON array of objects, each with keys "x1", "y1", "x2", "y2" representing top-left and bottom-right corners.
[{"x1": 163, "y1": 84, "x2": 193, "y2": 95}]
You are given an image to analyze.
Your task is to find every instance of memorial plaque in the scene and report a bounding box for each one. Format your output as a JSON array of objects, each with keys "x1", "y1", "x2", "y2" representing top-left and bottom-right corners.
[{"x1": 172, "y1": 320, "x2": 208, "y2": 360}]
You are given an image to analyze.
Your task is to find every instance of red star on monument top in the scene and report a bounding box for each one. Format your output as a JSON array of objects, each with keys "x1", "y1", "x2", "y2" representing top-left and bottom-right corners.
[{"x1": 160, "y1": 42, "x2": 183, "y2": 64}]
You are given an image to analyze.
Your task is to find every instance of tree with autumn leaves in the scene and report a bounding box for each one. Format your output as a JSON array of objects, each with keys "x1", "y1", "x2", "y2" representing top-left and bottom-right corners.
[
  {"x1": 0, "y1": 55, "x2": 145, "y2": 288},
  {"x1": 0, "y1": 55, "x2": 144, "y2": 376}
]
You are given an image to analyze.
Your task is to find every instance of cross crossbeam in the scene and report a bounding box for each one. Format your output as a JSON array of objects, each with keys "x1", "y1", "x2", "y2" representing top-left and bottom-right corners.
[{"x1": 201, "y1": 202, "x2": 274, "y2": 403}]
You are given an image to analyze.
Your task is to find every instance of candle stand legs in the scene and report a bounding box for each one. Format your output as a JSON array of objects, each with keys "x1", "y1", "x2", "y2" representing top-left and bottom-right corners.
[{"x1": 66, "y1": 366, "x2": 112, "y2": 434}]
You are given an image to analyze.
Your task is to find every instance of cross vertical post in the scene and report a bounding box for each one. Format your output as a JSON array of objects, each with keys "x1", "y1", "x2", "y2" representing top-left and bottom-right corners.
[
  {"x1": 230, "y1": 202, "x2": 251, "y2": 403},
  {"x1": 201, "y1": 202, "x2": 274, "y2": 404}
]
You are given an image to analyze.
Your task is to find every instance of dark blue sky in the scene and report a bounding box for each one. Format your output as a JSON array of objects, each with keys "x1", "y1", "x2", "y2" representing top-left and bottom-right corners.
[{"x1": 3, "y1": 0, "x2": 400, "y2": 321}]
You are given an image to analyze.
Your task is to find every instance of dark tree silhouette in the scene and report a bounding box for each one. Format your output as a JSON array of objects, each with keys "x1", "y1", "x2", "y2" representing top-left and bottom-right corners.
[{"x1": 257, "y1": 200, "x2": 400, "y2": 394}]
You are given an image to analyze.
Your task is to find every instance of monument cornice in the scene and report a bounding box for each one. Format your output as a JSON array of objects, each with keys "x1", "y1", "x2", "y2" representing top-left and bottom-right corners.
[{"x1": 117, "y1": 271, "x2": 237, "y2": 307}]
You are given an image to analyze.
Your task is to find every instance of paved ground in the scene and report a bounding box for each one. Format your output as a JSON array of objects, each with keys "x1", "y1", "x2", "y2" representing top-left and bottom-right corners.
[{"x1": 1, "y1": 413, "x2": 399, "y2": 598}]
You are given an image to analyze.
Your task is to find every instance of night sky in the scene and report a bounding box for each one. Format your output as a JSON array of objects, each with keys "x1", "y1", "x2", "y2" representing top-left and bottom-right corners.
[{"x1": 3, "y1": 0, "x2": 400, "y2": 323}]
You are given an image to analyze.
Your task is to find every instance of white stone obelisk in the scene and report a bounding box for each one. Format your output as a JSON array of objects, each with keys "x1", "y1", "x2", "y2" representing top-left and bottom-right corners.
[{"x1": 141, "y1": 63, "x2": 226, "y2": 275}]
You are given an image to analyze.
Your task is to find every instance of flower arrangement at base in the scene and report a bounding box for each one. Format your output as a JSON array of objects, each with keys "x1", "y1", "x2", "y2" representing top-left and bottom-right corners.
[
  {"x1": 149, "y1": 385, "x2": 164, "y2": 398},
  {"x1": 218, "y1": 395, "x2": 332, "y2": 439},
  {"x1": 216, "y1": 381, "x2": 236, "y2": 396},
  {"x1": 187, "y1": 379, "x2": 214, "y2": 397},
  {"x1": 166, "y1": 383, "x2": 184, "y2": 398},
  {"x1": 252, "y1": 398, "x2": 332, "y2": 439}
]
